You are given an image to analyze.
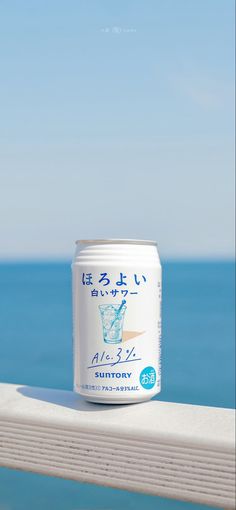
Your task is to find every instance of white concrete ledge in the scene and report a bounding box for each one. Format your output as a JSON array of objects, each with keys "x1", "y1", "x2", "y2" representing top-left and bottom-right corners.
[{"x1": 0, "y1": 383, "x2": 235, "y2": 508}]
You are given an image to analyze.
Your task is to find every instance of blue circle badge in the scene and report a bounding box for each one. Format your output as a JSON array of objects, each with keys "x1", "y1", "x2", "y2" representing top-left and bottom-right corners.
[{"x1": 140, "y1": 366, "x2": 156, "y2": 390}]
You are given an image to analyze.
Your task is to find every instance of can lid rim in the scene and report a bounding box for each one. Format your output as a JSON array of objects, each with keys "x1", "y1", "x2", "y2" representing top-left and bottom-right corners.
[{"x1": 75, "y1": 238, "x2": 157, "y2": 246}]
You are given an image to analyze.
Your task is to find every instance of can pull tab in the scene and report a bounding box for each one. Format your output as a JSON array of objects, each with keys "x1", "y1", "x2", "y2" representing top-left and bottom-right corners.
[{"x1": 109, "y1": 299, "x2": 126, "y2": 330}]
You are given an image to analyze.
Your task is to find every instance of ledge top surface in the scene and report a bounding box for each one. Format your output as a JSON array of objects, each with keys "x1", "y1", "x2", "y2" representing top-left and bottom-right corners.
[{"x1": 0, "y1": 383, "x2": 234, "y2": 451}]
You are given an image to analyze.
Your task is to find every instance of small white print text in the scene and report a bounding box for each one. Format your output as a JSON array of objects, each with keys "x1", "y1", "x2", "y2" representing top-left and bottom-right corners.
[{"x1": 100, "y1": 26, "x2": 137, "y2": 34}]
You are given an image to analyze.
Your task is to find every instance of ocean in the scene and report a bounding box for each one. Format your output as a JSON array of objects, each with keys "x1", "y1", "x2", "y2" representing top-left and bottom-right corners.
[{"x1": 0, "y1": 261, "x2": 235, "y2": 510}]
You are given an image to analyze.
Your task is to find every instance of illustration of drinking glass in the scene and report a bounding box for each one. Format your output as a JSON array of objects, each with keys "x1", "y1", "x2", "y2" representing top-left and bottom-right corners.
[{"x1": 99, "y1": 301, "x2": 127, "y2": 344}]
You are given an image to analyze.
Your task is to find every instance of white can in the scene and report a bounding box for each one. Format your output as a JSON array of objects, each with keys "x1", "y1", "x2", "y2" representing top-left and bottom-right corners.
[{"x1": 72, "y1": 239, "x2": 162, "y2": 404}]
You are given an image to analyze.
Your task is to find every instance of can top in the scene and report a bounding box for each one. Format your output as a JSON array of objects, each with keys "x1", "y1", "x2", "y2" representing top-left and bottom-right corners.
[{"x1": 75, "y1": 238, "x2": 157, "y2": 246}]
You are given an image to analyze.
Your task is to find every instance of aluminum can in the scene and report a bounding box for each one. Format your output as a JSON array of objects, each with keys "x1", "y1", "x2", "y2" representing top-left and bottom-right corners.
[{"x1": 72, "y1": 239, "x2": 162, "y2": 404}]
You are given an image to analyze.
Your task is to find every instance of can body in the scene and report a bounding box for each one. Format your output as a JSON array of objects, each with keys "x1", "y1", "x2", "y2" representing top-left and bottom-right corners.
[{"x1": 72, "y1": 239, "x2": 162, "y2": 404}]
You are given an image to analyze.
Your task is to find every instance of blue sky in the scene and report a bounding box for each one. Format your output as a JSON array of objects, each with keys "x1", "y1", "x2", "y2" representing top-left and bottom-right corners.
[{"x1": 0, "y1": 0, "x2": 235, "y2": 259}]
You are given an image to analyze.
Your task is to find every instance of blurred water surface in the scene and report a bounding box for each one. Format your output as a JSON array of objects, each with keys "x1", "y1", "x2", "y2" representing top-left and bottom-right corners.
[{"x1": 0, "y1": 261, "x2": 234, "y2": 510}]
